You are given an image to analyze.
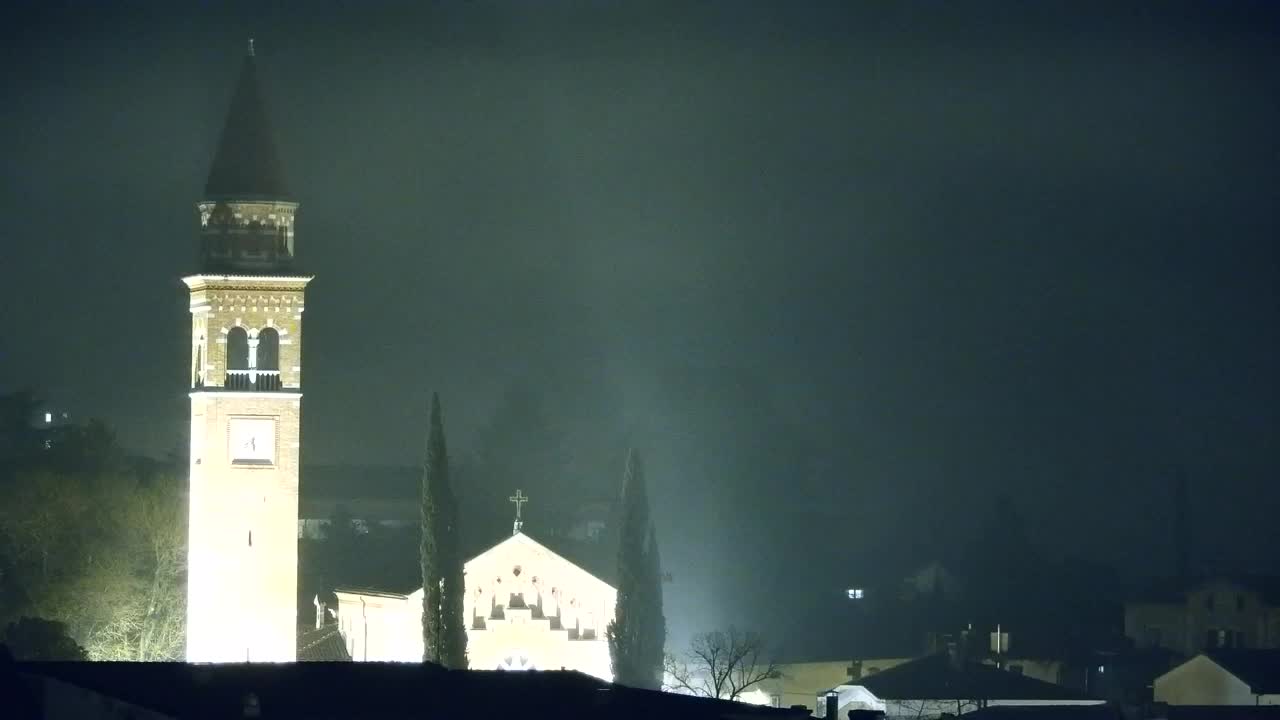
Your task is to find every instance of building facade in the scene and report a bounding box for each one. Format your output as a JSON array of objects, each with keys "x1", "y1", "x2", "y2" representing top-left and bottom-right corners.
[
  {"x1": 185, "y1": 45, "x2": 312, "y2": 662},
  {"x1": 1126, "y1": 577, "x2": 1280, "y2": 657},
  {"x1": 336, "y1": 531, "x2": 616, "y2": 680}
]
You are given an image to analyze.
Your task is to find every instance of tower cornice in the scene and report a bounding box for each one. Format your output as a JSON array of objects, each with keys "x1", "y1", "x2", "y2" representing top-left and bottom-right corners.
[{"x1": 183, "y1": 274, "x2": 314, "y2": 291}]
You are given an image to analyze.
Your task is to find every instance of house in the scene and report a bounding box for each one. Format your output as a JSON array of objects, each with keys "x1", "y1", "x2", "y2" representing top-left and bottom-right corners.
[
  {"x1": 820, "y1": 653, "x2": 1104, "y2": 719},
  {"x1": 1153, "y1": 649, "x2": 1280, "y2": 706},
  {"x1": 1077, "y1": 646, "x2": 1182, "y2": 709},
  {"x1": 757, "y1": 647, "x2": 1078, "y2": 715},
  {"x1": 749, "y1": 658, "x2": 914, "y2": 711},
  {"x1": 1126, "y1": 576, "x2": 1280, "y2": 655}
]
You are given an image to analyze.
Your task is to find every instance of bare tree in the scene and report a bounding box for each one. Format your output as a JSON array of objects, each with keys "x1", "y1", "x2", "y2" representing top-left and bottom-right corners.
[
  {"x1": 0, "y1": 467, "x2": 186, "y2": 661},
  {"x1": 664, "y1": 626, "x2": 779, "y2": 701},
  {"x1": 889, "y1": 697, "x2": 982, "y2": 719}
]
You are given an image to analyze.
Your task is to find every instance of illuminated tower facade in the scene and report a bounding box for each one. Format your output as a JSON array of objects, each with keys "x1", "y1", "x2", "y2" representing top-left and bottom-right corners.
[{"x1": 185, "y1": 44, "x2": 311, "y2": 662}]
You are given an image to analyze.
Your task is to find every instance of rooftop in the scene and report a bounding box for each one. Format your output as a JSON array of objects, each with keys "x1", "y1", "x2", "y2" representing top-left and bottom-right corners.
[
  {"x1": 11, "y1": 661, "x2": 806, "y2": 720},
  {"x1": 1130, "y1": 575, "x2": 1280, "y2": 605},
  {"x1": 853, "y1": 653, "x2": 1099, "y2": 702},
  {"x1": 960, "y1": 706, "x2": 1122, "y2": 720},
  {"x1": 1204, "y1": 648, "x2": 1280, "y2": 695}
]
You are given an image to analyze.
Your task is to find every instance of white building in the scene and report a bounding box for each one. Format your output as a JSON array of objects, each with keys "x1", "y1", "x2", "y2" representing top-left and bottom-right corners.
[
  {"x1": 1153, "y1": 649, "x2": 1280, "y2": 706},
  {"x1": 336, "y1": 531, "x2": 616, "y2": 680}
]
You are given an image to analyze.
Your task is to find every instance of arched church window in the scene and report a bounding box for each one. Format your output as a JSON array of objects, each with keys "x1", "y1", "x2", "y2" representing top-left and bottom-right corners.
[
  {"x1": 257, "y1": 327, "x2": 280, "y2": 370},
  {"x1": 227, "y1": 327, "x2": 249, "y2": 370}
]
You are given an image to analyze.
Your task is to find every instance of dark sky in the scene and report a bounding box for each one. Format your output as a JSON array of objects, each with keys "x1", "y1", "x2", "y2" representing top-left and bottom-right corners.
[{"x1": 2, "y1": 1, "x2": 1278, "y2": 654}]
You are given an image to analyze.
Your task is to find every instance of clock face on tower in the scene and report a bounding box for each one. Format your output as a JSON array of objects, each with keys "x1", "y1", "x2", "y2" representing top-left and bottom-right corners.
[{"x1": 229, "y1": 417, "x2": 276, "y2": 465}]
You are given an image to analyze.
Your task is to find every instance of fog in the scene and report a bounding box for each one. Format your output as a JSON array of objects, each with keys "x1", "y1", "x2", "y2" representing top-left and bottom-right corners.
[{"x1": 2, "y1": 1, "x2": 1277, "y2": 654}]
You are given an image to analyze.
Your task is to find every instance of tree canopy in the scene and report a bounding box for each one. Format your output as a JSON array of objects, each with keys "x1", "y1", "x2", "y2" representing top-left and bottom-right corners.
[{"x1": 0, "y1": 401, "x2": 186, "y2": 661}]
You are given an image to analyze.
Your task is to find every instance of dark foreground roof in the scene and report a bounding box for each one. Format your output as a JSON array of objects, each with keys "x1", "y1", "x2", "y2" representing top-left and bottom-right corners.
[
  {"x1": 856, "y1": 654, "x2": 1097, "y2": 702},
  {"x1": 962, "y1": 706, "x2": 1122, "y2": 719},
  {"x1": 1205, "y1": 648, "x2": 1280, "y2": 694},
  {"x1": 1164, "y1": 708, "x2": 1280, "y2": 720},
  {"x1": 14, "y1": 661, "x2": 807, "y2": 720}
]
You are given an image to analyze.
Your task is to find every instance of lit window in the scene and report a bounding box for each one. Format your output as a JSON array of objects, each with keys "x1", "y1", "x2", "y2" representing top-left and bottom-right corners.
[
  {"x1": 43, "y1": 412, "x2": 52, "y2": 424},
  {"x1": 846, "y1": 588, "x2": 864, "y2": 600}
]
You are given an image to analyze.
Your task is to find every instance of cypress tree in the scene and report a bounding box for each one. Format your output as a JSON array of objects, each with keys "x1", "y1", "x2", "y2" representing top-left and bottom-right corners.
[
  {"x1": 642, "y1": 521, "x2": 666, "y2": 679},
  {"x1": 607, "y1": 449, "x2": 666, "y2": 689},
  {"x1": 438, "y1": 423, "x2": 468, "y2": 669},
  {"x1": 420, "y1": 392, "x2": 447, "y2": 663}
]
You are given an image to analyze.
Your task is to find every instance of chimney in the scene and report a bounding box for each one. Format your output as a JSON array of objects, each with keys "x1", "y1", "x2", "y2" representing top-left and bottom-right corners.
[{"x1": 824, "y1": 691, "x2": 839, "y2": 719}]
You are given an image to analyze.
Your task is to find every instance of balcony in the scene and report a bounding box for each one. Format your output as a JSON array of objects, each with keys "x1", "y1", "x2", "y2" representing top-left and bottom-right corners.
[{"x1": 225, "y1": 369, "x2": 283, "y2": 392}]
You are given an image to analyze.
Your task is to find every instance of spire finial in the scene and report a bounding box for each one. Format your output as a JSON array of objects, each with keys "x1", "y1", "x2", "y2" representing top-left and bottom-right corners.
[{"x1": 248, "y1": 38, "x2": 255, "y2": 57}]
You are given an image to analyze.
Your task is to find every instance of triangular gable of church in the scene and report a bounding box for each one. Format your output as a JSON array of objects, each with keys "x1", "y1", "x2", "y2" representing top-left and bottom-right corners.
[
  {"x1": 471, "y1": 531, "x2": 615, "y2": 590},
  {"x1": 404, "y1": 531, "x2": 615, "y2": 603}
]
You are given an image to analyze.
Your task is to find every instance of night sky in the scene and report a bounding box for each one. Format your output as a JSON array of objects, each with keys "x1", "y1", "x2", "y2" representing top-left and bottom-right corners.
[{"x1": 2, "y1": 1, "x2": 1278, "y2": 655}]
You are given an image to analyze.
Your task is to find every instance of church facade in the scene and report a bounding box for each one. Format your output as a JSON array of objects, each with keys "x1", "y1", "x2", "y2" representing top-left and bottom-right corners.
[
  {"x1": 336, "y1": 531, "x2": 617, "y2": 680},
  {"x1": 185, "y1": 44, "x2": 311, "y2": 662}
]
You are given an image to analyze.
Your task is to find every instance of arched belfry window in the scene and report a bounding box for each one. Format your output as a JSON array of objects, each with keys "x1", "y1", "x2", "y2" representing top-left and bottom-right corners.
[
  {"x1": 227, "y1": 327, "x2": 249, "y2": 370},
  {"x1": 257, "y1": 327, "x2": 279, "y2": 371}
]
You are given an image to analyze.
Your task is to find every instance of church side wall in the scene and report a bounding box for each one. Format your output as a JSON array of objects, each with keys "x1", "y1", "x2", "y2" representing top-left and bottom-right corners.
[{"x1": 335, "y1": 593, "x2": 421, "y2": 662}]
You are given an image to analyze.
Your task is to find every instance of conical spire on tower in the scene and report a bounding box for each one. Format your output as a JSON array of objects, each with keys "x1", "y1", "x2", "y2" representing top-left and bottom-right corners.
[
  {"x1": 197, "y1": 43, "x2": 298, "y2": 274},
  {"x1": 205, "y1": 43, "x2": 288, "y2": 200}
]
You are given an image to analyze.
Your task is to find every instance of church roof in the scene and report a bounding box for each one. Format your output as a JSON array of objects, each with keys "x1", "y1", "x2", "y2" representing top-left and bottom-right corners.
[
  {"x1": 205, "y1": 46, "x2": 289, "y2": 200},
  {"x1": 296, "y1": 624, "x2": 350, "y2": 662},
  {"x1": 851, "y1": 653, "x2": 1098, "y2": 702}
]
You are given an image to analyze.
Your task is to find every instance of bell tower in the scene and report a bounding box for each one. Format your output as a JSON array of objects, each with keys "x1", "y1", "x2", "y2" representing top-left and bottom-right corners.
[{"x1": 185, "y1": 43, "x2": 311, "y2": 662}]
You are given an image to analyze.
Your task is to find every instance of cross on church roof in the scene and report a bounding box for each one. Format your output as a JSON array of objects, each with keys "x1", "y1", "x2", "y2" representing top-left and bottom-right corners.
[{"x1": 509, "y1": 489, "x2": 529, "y2": 535}]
